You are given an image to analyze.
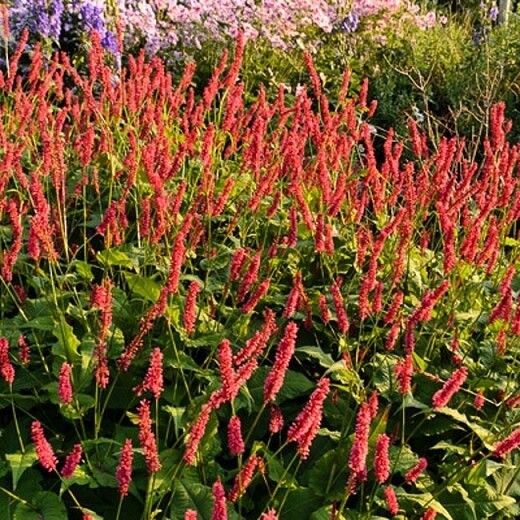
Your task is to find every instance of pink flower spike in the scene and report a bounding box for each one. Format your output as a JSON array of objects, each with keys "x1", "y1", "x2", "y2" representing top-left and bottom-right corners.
[
  {"x1": 422, "y1": 508, "x2": 438, "y2": 520},
  {"x1": 493, "y1": 428, "x2": 520, "y2": 458},
  {"x1": 405, "y1": 457, "x2": 428, "y2": 484},
  {"x1": 0, "y1": 337, "x2": 15, "y2": 384},
  {"x1": 287, "y1": 378, "x2": 330, "y2": 459},
  {"x1": 432, "y1": 366, "x2": 468, "y2": 409},
  {"x1": 133, "y1": 347, "x2": 164, "y2": 399},
  {"x1": 61, "y1": 443, "x2": 82, "y2": 478},
  {"x1": 31, "y1": 421, "x2": 58, "y2": 472},
  {"x1": 260, "y1": 509, "x2": 279, "y2": 519},
  {"x1": 58, "y1": 362, "x2": 73, "y2": 405},
  {"x1": 227, "y1": 415, "x2": 245, "y2": 456},
  {"x1": 348, "y1": 402, "x2": 372, "y2": 478},
  {"x1": 263, "y1": 322, "x2": 298, "y2": 404},
  {"x1": 374, "y1": 434, "x2": 391, "y2": 484},
  {"x1": 269, "y1": 404, "x2": 284, "y2": 434},
  {"x1": 384, "y1": 485, "x2": 399, "y2": 516},
  {"x1": 184, "y1": 510, "x2": 198, "y2": 520},
  {"x1": 116, "y1": 439, "x2": 133, "y2": 497},
  {"x1": 137, "y1": 400, "x2": 161, "y2": 474},
  {"x1": 211, "y1": 477, "x2": 228, "y2": 520},
  {"x1": 183, "y1": 280, "x2": 201, "y2": 334}
]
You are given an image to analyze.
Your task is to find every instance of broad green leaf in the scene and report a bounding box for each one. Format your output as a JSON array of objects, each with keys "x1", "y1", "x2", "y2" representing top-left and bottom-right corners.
[
  {"x1": 396, "y1": 489, "x2": 453, "y2": 520},
  {"x1": 52, "y1": 315, "x2": 80, "y2": 360},
  {"x1": 74, "y1": 260, "x2": 94, "y2": 281},
  {"x1": 437, "y1": 407, "x2": 494, "y2": 449},
  {"x1": 170, "y1": 475, "x2": 213, "y2": 520},
  {"x1": 431, "y1": 440, "x2": 467, "y2": 456},
  {"x1": 309, "y1": 507, "x2": 332, "y2": 520},
  {"x1": 14, "y1": 491, "x2": 67, "y2": 520},
  {"x1": 6, "y1": 449, "x2": 38, "y2": 490},
  {"x1": 296, "y1": 346, "x2": 335, "y2": 368},
  {"x1": 163, "y1": 406, "x2": 186, "y2": 437},
  {"x1": 281, "y1": 488, "x2": 322, "y2": 520},
  {"x1": 278, "y1": 370, "x2": 315, "y2": 401},
  {"x1": 123, "y1": 272, "x2": 161, "y2": 303},
  {"x1": 96, "y1": 247, "x2": 139, "y2": 269}
]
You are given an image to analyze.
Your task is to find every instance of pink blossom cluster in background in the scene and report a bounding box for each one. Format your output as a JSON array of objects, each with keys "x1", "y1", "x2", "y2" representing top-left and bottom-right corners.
[{"x1": 5, "y1": 0, "x2": 443, "y2": 59}]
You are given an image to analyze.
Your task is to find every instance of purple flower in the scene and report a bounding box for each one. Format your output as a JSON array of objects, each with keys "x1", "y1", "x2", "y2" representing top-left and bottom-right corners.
[
  {"x1": 340, "y1": 12, "x2": 359, "y2": 34},
  {"x1": 489, "y1": 6, "x2": 499, "y2": 22}
]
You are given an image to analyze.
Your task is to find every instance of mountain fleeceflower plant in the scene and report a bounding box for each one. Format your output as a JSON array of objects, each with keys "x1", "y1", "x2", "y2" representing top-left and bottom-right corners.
[{"x1": 0, "y1": 22, "x2": 519, "y2": 519}]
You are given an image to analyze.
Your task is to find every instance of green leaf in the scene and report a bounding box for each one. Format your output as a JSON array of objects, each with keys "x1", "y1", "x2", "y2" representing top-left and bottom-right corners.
[
  {"x1": 396, "y1": 489, "x2": 453, "y2": 520},
  {"x1": 123, "y1": 272, "x2": 162, "y2": 303},
  {"x1": 281, "y1": 488, "x2": 322, "y2": 520},
  {"x1": 437, "y1": 407, "x2": 494, "y2": 449},
  {"x1": 277, "y1": 370, "x2": 315, "y2": 401},
  {"x1": 6, "y1": 449, "x2": 38, "y2": 490},
  {"x1": 74, "y1": 260, "x2": 93, "y2": 281},
  {"x1": 14, "y1": 491, "x2": 67, "y2": 520},
  {"x1": 296, "y1": 346, "x2": 335, "y2": 368},
  {"x1": 170, "y1": 475, "x2": 214, "y2": 520},
  {"x1": 52, "y1": 315, "x2": 81, "y2": 361},
  {"x1": 96, "y1": 247, "x2": 139, "y2": 269}
]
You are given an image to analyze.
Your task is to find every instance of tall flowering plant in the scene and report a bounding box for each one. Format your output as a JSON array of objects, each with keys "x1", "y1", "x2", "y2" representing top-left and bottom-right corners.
[{"x1": 0, "y1": 30, "x2": 519, "y2": 520}]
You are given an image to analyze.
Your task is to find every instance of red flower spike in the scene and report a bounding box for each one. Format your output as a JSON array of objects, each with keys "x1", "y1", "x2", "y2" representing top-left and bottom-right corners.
[
  {"x1": 384, "y1": 485, "x2": 399, "y2": 516},
  {"x1": 211, "y1": 477, "x2": 228, "y2": 520},
  {"x1": 116, "y1": 439, "x2": 133, "y2": 497},
  {"x1": 348, "y1": 402, "x2": 372, "y2": 478},
  {"x1": 287, "y1": 378, "x2": 330, "y2": 459},
  {"x1": 263, "y1": 322, "x2": 298, "y2": 403},
  {"x1": 61, "y1": 444, "x2": 82, "y2": 478},
  {"x1": 31, "y1": 421, "x2": 58, "y2": 472},
  {"x1": 269, "y1": 404, "x2": 284, "y2": 434},
  {"x1": 133, "y1": 347, "x2": 164, "y2": 399},
  {"x1": 405, "y1": 457, "x2": 428, "y2": 484},
  {"x1": 137, "y1": 400, "x2": 161, "y2": 474},
  {"x1": 0, "y1": 337, "x2": 14, "y2": 384},
  {"x1": 374, "y1": 434, "x2": 391, "y2": 484},
  {"x1": 228, "y1": 455, "x2": 263, "y2": 502},
  {"x1": 432, "y1": 366, "x2": 468, "y2": 409},
  {"x1": 395, "y1": 354, "x2": 413, "y2": 395},
  {"x1": 227, "y1": 416, "x2": 245, "y2": 456},
  {"x1": 58, "y1": 362, "x2": 73, "y2": 405},
  {"x1": 422, "y1": 508, "x2": 438, "y2": 520},
  {"x1": 493, "y1": 428, "x2": 520, "y2": 458},
  {"x1": 18, "y1": 335, "x2": 30, "y2": 365},
  {"x1": 184, "y1": 403, "x2": 212, "y2": 466}
]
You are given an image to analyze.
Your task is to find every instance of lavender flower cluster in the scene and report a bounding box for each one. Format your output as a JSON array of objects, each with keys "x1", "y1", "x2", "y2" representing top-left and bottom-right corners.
[
  {"x1": 5, "y1": 0, "x2": 441, "y2": 59},
  {"x1": 6, "y1": 0, "x2": 119, "y2": 55}
]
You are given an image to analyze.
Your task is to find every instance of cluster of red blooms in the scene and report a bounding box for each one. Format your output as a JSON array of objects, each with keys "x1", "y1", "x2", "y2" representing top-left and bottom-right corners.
[
  {"x1": 0, "y1": 337, "x2": 14, "y2": 384},
  {"x1": 493, "y1": 427, "x2": 520, "y2": 458},
  {"x1": 137, "y1": 399, "x2": 161, "y2": 473},
  {"x1": 432, "y1": 366, "x2": 468, "y2": 409},
  {"x1": 133, "y1": 347, "x2": 164, "y2": 399},
  {"x1": 31, "y1": 421, "x2": 82, "y2": 478},
  {"x1": 227, "y1": 454, "x2": 265, "y2": 502},
  {"x1": 183, "y1": 280, "x2": 201, "y2": 334},
  {"x1": 348, "y1": 401, "x2": 372, "y2": 481},
  {"x1": 263, "y1": 321, "x2": 298, "y2": 403},
  {"x1": 90, "y1": 277, "x2": 114, "y2": 388},
  {"x1": 116, "y1": 439, "x2": 133, "y2": 497},
  {"x1": 58, "y1": 362, "x2": 73, "y2": 405},
  {"x1": 287, "y1": 377, "x2": 330, "y2": 459},
  {"x1": 404, "y1": 457, "x2": 428, "y2": 484}
]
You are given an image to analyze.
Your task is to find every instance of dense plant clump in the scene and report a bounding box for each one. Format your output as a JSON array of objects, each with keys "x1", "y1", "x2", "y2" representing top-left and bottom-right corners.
[{"x1": 0, "y1": 27, "x2": 519, "y2": 519}]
